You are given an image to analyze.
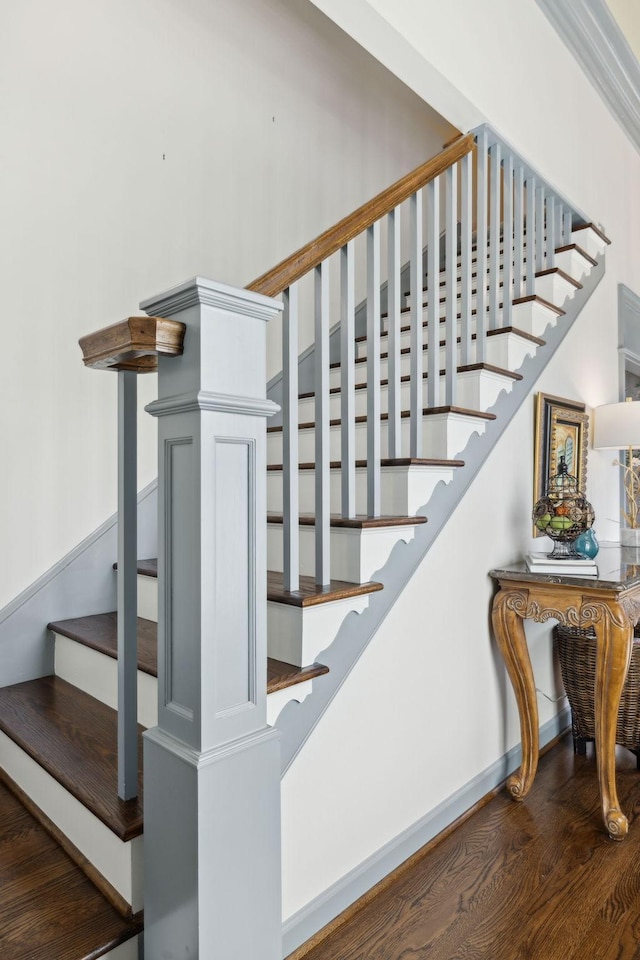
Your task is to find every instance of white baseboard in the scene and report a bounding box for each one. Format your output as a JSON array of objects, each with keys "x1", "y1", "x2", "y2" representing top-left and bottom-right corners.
[{"x1": 282, "y1": 707, "x2": 570, "y2": 957}]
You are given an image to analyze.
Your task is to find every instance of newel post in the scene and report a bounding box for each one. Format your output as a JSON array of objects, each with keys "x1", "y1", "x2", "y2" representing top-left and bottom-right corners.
[{"x1": 141, "y1": 277, "x2": 283, "y2": 960}]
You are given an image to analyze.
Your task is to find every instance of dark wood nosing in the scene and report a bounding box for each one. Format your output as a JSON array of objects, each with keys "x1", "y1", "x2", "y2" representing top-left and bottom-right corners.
[
  {"x1": 269, "y1": 405, "x2": 495, "y2": 434},
  {"x1": 267, "y1": 512, "x2": 427, "y2": 530},
  {"x1": 49, "y1": 612, "x2": 158, "y2": 678},
  {"x1": 0, "y1": 676, "x2": 144, "y2": 842},
  {"x1": 267, "y1": 457, "x2": 465, "y2": 471},
  {"x1": 486, "y1": 325, "x2": 544, "y2": 345},
  {"x1": 572, "y1": 221, "x2": 611, "y2": 244},
  {"x1": 267, "y1": 571, "x2": 383, "y2": 607},
  {"x1": 534, "y1": 266, "x2": 582, "y2": 289},
  {"x1": 555, "y1": 242, "x2": 598, "y2": 266},
  {"x1": 511, "y1": 293, "x2": 565, "y2": 315},
  {"x1": 267, "y1": 659, "x2": 329, "y2": 693}
]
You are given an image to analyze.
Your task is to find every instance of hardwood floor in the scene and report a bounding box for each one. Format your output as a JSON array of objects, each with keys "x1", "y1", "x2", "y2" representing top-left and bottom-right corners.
[
  {"x1": 291, "y1": 734, "x2": 640, "y2": 960},
  {"x1": 0, "y1": 779, "x2": 141, "y2": 959}
]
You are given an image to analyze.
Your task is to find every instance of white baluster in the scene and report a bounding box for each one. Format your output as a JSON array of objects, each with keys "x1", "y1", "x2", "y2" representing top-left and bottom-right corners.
[
  {"x1": 526, "y1": 178, "x2": 537, "y2": 296},
  {"x1": 489, "y1": 142, "x2": 502, "y2": 329},
  {"x1": 314, "y1": 263, "x2": 330, "y2": 585},
  {"x1": 514, "y1": 165, "x2": 525, "y2": 298},
  {"x1": 367, "y1": 222, "x2": 381, "y2": 516},
  {"x1": 387, "y1": 207, "x2": 402, "y2": 459},
  {"x1": 340, "y1": 243, "x2": 356, "y2": 518},
  {"x1": 475, "y1": 131, "x2": 489, "y2": 362},
  {"x1": 445, "y1": 163, "x2": 458, "y2": 406},
  {"x1": 410, "y1": 190, "x2": 423, "y2": 455},
  {"x1": 459, "y1": 153, "x2": 473, "y2": 368},
  {"x1": 283, "y1": 285, "x2": 299, "y2": 592},
  {"x1": 502, "y1": 153, "x2": 514, "y2": 329}
]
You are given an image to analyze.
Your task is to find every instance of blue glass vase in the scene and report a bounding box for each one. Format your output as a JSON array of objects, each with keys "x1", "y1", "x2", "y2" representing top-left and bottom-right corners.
[{"x1": 574, "y1": 528, "x2": 599, "y2": 559}]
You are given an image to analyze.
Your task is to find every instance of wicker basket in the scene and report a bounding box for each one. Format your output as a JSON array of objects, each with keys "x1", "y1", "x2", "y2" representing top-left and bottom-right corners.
[{"x1": 554, "y1": 624, "x2": 640, "y2": 752}]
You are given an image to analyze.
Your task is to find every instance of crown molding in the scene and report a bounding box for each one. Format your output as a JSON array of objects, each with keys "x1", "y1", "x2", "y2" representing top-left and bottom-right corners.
[{"x1": 536, "y1": 0, "x2": 640, "y2": 153}]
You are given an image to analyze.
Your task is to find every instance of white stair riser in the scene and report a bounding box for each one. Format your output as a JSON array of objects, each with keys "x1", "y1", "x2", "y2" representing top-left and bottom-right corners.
[
  {"x1": 267, "y1": 523, "x2": 417, "y2": 583},
  {"x1": 364, "y1": 300, "x2": 559, "y2": 362},
  {"x1": 571, "y1": 226, "x2": 607, "y2": 258},
  {"x1": 54, "y1": 634, "x2": 158, "y2": 728},
  {"x1": 554, "y1": 247, "x2": 593, "y2": 280},
  {"x1": 267, "y1": 594, "x2": 369, "y2": 667},
  {"x1": 268, "y1": 463, "x2": 456, "y2": 515},
  {"x1": 533, "y1": 271, "x2": 578, "y2": 306},
  {"x1": 269, "y1": 410, "x2": 489, "y2": 463},
  {"x1": 138, "y1": 575, "x2": 157, "y2": 621},
  {"x1": 0, "y1": 731, "x2": 143, "y2": 911},
  {"x1": 300, "y1": 367, "x2": 515, "y2": 423},
  {"x1": 103, "y1": 938, "x2": 140, "y2": 960},
  {"x1": 54, "y1": 633, "x2": 299, "y2": 729}
]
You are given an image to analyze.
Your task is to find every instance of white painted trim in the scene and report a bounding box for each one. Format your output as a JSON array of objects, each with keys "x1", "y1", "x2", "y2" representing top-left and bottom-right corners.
[
  {"x1": 282, "y1": 708, "x2": 570, "y2": 956},
  {"x1": 146, "y1": 390, "x2": 279, "y2": 419},
  {"x1": 143, "y1": 724, "x2": 280, "y2": 770},
  {"x1": 536, "y1": 0, "x2": 640, "y2": 154},
  {"x1": 140, "y1": 275, "x2": 283, "y2": 320},
  {"x1": 102, "y1": 938, "x2": 140, "y2": 960}
]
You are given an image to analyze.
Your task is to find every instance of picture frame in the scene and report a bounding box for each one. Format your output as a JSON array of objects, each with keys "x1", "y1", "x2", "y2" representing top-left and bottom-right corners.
[{"x1": 533, "y1": 393, "x2": 590, "y2": 536}]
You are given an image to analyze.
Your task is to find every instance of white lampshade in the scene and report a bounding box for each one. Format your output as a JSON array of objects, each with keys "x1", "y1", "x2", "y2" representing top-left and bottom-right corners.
[{"x1": 593, "y1": 400, "x2": 640, "y2": 449}]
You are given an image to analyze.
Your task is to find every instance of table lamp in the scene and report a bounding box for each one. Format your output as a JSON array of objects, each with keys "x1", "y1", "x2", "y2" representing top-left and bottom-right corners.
[{"x1": 593, "y1": 398, "x2": 640, "y2": 546}]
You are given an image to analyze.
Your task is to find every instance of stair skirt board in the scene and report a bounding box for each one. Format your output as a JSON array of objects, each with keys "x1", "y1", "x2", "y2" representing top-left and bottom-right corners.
[
  {"x1": 267, "y1": 522, "x2": 419, "y2": 584},
  {"x1": 55, "y1": 633, "x2": 158, "y2": 729},
  {"x1": 0, "y1": 730, "x2": 143, "y2": 911},
  {"x1": 268, "y1": 462, "x2": 458, "y2": 516},
  {"x1": 282, "y1": 708, "x2": 571, "y2": 957}
]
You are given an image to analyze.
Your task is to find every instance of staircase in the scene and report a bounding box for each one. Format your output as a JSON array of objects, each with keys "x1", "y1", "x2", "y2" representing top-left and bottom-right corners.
[{"x1": 0, "y1": 125, "x2": 609, "y2": 958}]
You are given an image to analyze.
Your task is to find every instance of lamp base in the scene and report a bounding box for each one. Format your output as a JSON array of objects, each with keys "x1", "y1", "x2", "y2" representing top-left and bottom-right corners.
[{"x1": 621, "y1": 527, "x2": 640, "y2": 548}]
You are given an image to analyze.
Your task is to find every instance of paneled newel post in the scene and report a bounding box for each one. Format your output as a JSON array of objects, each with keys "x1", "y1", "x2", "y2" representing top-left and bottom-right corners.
[{"x1": 141, "y1": 277, "x2": 283, "y2": 960}]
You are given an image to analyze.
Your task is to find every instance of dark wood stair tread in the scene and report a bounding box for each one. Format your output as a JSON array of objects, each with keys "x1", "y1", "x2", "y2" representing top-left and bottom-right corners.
[
  {"x1": 572, "y1": 221, "x2": 611, "y2": 244},
  {"x1": 0, "y1": 778, "x2": 141, "y2": 959},
  {"x1": 534, "y1": 266, "x2": 582, "y2": 288},
  {"x1": 267, "y1": 457, "x2": 465, "y2": 470},
  {"x1": 267, "y1": 571, "x2": 383, "y2": 607},
  {"x1": 268, "y1": 405, "x2": 495, "y2": 434},
  {"x1": 49, "y1": 612, "x2": 158, "y2": 677},
  {"x1": 50, "y1": 610, "x2": 326, "y2": 697},
  {"x1": 0, "y1": 677, "x2": 143, "y2": 841},
  {"x1": 267, "y1": 512, "x2": 427, "y2": 529},
  {"x1": 299, "y1": 362, "x2": 521, "y2": 401},
  {"x1": 267, "y1": 658, "x2": 329, "y2": 693},
  {"x1": 112, "y1": 558, "x2": 157, "y2": 578}
]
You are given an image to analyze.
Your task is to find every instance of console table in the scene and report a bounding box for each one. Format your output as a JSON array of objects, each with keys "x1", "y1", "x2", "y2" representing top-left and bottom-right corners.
[{"x1": 490, "y1": 545, "x2": 640, "y2": 839}]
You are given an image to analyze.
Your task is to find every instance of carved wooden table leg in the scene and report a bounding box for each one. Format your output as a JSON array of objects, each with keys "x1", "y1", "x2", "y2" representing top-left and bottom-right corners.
[
  {"x1": 492, "y1": 589, "x2": 539, "y2": 800},
  {"x1": 591, "y1": 602, "x2": 633, "y2": 840}
]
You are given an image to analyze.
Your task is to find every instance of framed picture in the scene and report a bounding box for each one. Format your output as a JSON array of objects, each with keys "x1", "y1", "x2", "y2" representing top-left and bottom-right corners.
[{"x1": 533, "y1": 393, "x2": 590, "y2": 536}]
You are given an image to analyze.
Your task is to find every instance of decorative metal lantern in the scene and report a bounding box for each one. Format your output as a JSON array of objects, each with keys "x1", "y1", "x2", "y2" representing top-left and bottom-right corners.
[{"x1": 532, "y1": 455, "x2": 595, "y2": 559}]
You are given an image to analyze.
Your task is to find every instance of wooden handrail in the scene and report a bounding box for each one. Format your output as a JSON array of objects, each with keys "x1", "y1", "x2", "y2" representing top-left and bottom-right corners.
[{"x1": 247, "y1": 133, "x2": 475, "y2": 299}]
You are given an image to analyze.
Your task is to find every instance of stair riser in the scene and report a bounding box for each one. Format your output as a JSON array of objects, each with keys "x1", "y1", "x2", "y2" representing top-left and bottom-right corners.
[
  {"x1": 0, "y1": 730, "x2": 143, "y2": 911},
  {"x1": 571, "y1": 226, "x2": 607, "y2": 259},
  {"x1": 54, "y1": 633, "x2": 293, "y2": 727},
  {"x1": 55, "y1": 634, "x2": 158, "y2": 728},
  {"x1": 268, "y1": 410, "x2": 489, "y2": 463},
  {"x1": 267, "y1": 523, "x2": 417, "y2": 583},
  {"x1": 300, "y1": 368, "x2": 515, "y2": 421},
  {"x1": 267, "y1": 593, "x2": 370, "y2": 667},
  {"x1": 267, "y1": 463, "x2": 456, "y2": 515},
  {"x1": 381, "y1": 299, "x2": 559, "y2": 346}
]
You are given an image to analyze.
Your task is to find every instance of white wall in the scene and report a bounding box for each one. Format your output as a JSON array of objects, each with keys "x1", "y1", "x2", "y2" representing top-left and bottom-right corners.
[
  {"x1": 282, "y1": 0, "x2": 640, "y2": 923},
  {"x1": 0, "y1": 0, "x2": 454, "y2": 610}
]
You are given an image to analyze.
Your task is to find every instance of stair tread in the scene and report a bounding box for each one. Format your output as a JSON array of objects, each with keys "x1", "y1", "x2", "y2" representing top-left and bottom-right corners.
[
  {"x1": 49, "y1": 612, "x2": 158, "y2": 677},
  {"x1": 329, "y1": 325, "x2": 545, "y2": 369},
  {"x1": 534, "y1": 266, "x2": 582, "y2": 288},
  {"x1": 573, "y1": 221, "x2": 611, "y2": 244},
  {"x1": 267, "y1": 571, "x2": 383, "y2": 607},
  {"x1": 299, "y1": 362, "x2": 522, "y2": 400},
  {"x1": 51, "y1": 610, "x2": 326, "y2": 697},
  {"x1": 267, "y1": 457, "x2": 465, "y2": 470},
  {"x1": 0, "y1": 676, "x2": 143, "y2": 841},
  {"x1": 0, "y1": 777, "x2": 141, "y2": 960},
  {"x1": 267, "y1": 658, "x2": 329, "y2": 692},
  {"x1": 267, "y1": 512, "x2": 427, "y2": 529},
  {"x1": 268, "y1": 405, "x2": 496, "y2": 434}
]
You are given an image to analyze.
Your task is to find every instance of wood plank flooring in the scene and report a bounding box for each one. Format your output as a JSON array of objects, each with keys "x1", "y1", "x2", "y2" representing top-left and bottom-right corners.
[
  {"x1": 0, "y1": 779, "x2": 141, "y2": 959},
  {"x1": 291, "y1": 734, "x2": 640, "y2": 960}
]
